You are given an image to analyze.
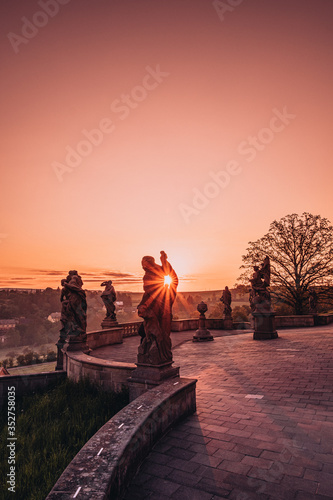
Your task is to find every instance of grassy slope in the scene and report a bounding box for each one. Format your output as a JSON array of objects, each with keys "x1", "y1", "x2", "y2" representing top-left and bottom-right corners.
[{"x1": 0, "y1": 378, "x2": 128, "y2": 500}]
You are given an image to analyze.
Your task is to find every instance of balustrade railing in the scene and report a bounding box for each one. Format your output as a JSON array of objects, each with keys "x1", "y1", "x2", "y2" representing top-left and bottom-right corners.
[{"x1": 121, "y1": 321, "x2": 143, "y2": 338}]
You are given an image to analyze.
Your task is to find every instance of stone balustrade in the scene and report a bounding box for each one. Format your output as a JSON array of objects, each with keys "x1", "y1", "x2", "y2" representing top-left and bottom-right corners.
[{"x1": 122, "y1": 321, "x2": 143, "y2": 337}]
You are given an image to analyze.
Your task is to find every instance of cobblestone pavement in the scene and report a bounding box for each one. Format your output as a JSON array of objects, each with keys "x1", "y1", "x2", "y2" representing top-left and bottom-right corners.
[
  {"x1": 90, "y1": 329, "x2": 250, "y2": 363},
  {"x1": 120, "y1": 326, "x2": 333, "y2": 500}
]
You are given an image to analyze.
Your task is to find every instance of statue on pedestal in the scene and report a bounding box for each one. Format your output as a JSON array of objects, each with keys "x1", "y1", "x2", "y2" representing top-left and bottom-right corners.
[
  {"x1": 63, "y1": 273, "x2": 87, "y2": 336},
  {"x1": 56, "y1": 270, "x2": 87, "y2": 368},
  {"x1": 249, "y1": 256, "x2": 278, "y2": 340},
  {"x1": 101, "y1": 280, "x2": 117, "y2": 322},
  {"x1": 221, "y1": 286, "x2": 232, "y2": 318},
  {"x1": 137, "y1": 251, "x2": 178, "y2": 365}
]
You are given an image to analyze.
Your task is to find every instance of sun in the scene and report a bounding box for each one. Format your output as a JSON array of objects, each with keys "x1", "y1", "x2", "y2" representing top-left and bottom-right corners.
[{"x1": 164, "y1": 275, "x2": 172, "y2": 286}]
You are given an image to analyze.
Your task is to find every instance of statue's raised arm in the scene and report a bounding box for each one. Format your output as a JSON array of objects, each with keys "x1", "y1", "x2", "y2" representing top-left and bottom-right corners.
[{"x1": 160, "y1": 250, "x2": 179, "y2": 291}]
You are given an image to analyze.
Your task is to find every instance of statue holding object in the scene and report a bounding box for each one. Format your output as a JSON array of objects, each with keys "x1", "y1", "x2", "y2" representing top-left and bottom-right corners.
[{"x1": 137, "y1": 251, "x2": 178, "y2": 365}]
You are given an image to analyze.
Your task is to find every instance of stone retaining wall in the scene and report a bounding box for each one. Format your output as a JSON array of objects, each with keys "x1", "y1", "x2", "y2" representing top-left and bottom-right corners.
[
  {"x1": 315, "y1": 314, "x2": 333, "y2": 325},
  {"x1": 0, "y1": 371, "x2": 66, "y2": 409},
  {"x1": 46, "y1": 377, "x2": 197, "y2": 500},
  {"x1": 275, "y1": 315, "x2": 315, "y2": 328}
]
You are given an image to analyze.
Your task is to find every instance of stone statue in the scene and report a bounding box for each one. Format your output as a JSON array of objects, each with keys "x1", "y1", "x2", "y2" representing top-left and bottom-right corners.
[
  {"x1": 249, "y1": 256, "x2": 271, "y2": 313},
  {"x1": 101, "y1": 280, "x2": 117, "y2": 321},
  {"x1": 59, "y1": 270, "x2": 79, "y2": 340},
  {"x1": 221, "y1": 286, "x2": 232, "y2": 317},
  {"x1": 261, "y1": 256, "x2": 270, "y2": 287},
  {"x1": 137, "y1": 251, "x2": 178, "y2": 365},
  {"x1": 249, "y1": 256, "x2": 278, "y2": 340},
  {"x1": 309, "y1": 288, "x2": 318, "y2": 314},
  {"x1": 62, "y1": 273, "x2": 87, "y2": 336},
  {"x1": 56, "y1": 270, "x2": 87, "y2": 368}
]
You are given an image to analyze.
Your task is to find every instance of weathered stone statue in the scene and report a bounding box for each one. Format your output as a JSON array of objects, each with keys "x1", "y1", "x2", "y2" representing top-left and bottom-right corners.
[
  {"x1": 137, "y1": 251, "x2": 178, "y2": 365},
  {"x1": 249, "y1": 256, "x2": 278, "y2": 340},
  {"x1": 309, "y1": 288, "x2": 318, "y2": 314},
  {"x1": 220, "y1": 285, "x2": 233, "y2": 330},
  {"x1": 101, "y1": 280, "x2": 117, "y2": 322},
  {"x1": 56, "y1": 270, "x2": 88, "y2": 369},
  {"x1": 59, "y1": 270, "x2": 78, "y2": 340},
  {"x1": 128, "y1": 251, "x2": 180, "y2": 400},
  {"x1": 249, "y1": 258, "x2": 271, "y2": 313},
  {"x1": 63, "y1": 273, "x2": 87, "y2": 336},
  {"x1": 221, "y1": 286, "x2": 232, "y2": 317}
]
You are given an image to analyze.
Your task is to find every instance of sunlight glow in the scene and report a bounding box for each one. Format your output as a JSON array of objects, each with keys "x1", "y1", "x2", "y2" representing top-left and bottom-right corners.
[{"x1": 164, "y1": 275, "x2": 172, "y2": 286}]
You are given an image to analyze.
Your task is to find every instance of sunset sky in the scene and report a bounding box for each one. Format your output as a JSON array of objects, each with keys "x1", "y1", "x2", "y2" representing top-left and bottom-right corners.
[{"x1": 1, "y1": 0, "x2": 332, "y2": 291}]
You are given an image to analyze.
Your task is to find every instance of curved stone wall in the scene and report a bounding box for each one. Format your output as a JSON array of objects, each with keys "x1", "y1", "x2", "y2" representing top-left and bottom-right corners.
[
  {"x1": 63, "y1": 350, "x2": 135, "y2": 393},
  {"x1": 46, "y1": 377, "x2": 196, "y2": 499}
]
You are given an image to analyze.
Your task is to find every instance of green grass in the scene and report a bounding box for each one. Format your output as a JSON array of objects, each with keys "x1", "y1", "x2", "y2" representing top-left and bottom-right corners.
[
  {"x1": 6, "y1": 361, "x2": 56, "y2": 375},
  {"x1": 0, "y1": 378, "x2": 129, "y2": 500}
]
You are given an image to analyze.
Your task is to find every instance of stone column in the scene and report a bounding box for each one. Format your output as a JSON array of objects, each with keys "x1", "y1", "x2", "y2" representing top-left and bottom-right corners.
[{"x1": 193, "y1": 302, "x2": 214, "y2": 342}]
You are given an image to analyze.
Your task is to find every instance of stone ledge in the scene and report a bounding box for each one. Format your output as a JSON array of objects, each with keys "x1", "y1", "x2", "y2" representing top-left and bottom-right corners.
[
  {"x1": 64, "y1": 351, "x2": 135, "y2": 393},
  {"x1": 87, "y1": 327, "x2": 123, "y2": 350},
  {"x1": 46, "y1": 377, "x2": 197, "y2": 500},
  {"x1": 66, "y1": 351, "x2": 135, "y2": 370}
]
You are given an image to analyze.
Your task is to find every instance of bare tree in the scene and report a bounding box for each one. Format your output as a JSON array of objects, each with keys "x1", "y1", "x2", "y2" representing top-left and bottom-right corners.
[{"x1": 238, "y1": 213, "x2": 333, "y2": 314}]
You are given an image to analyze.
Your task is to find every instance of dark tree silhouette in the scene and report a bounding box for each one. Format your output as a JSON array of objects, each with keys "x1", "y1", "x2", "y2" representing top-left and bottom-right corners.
[{"x1": 238, "y1": 213, "x2": 333, "y2": 314}]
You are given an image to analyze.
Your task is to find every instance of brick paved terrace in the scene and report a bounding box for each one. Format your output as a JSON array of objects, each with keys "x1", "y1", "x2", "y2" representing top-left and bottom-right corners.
[{"x1": 118, "y1": 326, "x2": 333, "y2": 500}]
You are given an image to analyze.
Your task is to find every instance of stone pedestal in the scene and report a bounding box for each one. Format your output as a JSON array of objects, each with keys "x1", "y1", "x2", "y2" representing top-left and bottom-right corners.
[
  {"x1": 128, "y1": 362, "x2": 180, "y2": 401},
  {"x1": 193, "y1": 301, "x2": 214, "y2": 342},
  {"x1": 223, "y1": 316, "x2": 233, "y2": 330},
  {"x1": 253, "y1": 312, "x2": 278, "y2": 340},
  {"x1": 55, "y1": 340, "x2": 65, "y2": 371},
  {"x1": 101, "y1": 318, "x2": 118, "y2": 329},
  {"x1": 62, "y1": 335, "x2": 90, "y2": 355},
  {"x1": 193, "y1": 328, "x2": 214, "y2": 342}
]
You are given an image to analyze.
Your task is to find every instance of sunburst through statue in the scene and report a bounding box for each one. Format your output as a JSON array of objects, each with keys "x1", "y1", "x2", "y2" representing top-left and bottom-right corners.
[{"x1": 164, "y1": 274, "x2": 172, "y2": 286}]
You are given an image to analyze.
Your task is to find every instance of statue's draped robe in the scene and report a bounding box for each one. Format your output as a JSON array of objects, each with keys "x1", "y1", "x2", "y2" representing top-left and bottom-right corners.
[
  {"x1": 65, "y1": 278, "x2": 87, "y2": 336},
  {"x1": 138, "y1": 260, "x2": 178, "y2": 364}
]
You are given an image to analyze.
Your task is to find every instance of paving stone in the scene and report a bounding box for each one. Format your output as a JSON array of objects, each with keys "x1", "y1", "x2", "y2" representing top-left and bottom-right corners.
[
  {"x1": 196, "y1": 477, "x2": 232, "y2": 497},
  {"x1": 170, "y1": 485, "x2": 214, "y2": 500},
  {"x1": 166, "y1": 469, "x2": 202, "y2": 487},
  {"x1": 141, "y1": 462, "x2": 174, "y2": 479},
  {"x1": 190, "y1": 452, "x2": 224, "y2": 468},
  {"x1": 143, "y1": 477, "x2": 181, "y2": 496},
  {"x1": 218, "y1": 460, "x2": 252, "y2": 475},
  {"x1": 166, "y1": 457, "x2": 201, "y2": 474},
  {"x1": 240, "y1": 455, "x2": 273, "y2": 469}
]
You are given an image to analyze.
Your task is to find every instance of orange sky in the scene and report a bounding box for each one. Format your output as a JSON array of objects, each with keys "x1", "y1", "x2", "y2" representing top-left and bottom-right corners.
[{"x1": 1, "y1": 0, "x2": 333, "y2": 291}]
